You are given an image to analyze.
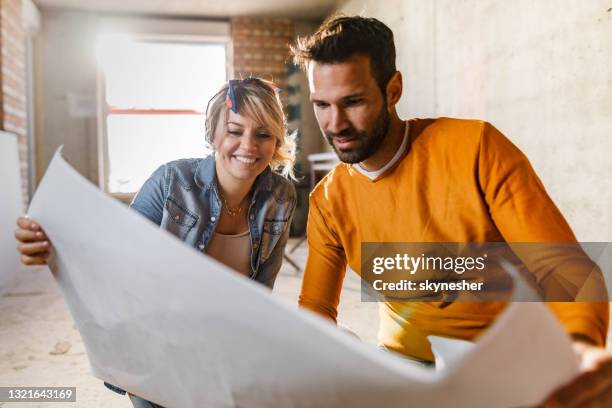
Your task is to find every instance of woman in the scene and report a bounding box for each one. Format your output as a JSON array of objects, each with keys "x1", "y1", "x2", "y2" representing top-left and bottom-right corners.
[{"x1": 15, "y1": 77, "x2": 297, "y2": 407}]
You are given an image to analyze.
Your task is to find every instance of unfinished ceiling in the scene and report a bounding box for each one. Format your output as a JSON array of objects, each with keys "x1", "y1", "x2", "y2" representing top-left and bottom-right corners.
[{"x1": 33, "y1": 0, "x2": 340, "y2": 20}]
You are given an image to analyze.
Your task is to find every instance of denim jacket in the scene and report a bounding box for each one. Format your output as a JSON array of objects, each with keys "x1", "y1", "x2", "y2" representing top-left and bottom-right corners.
[
  {"x1": 105, "y1": 154, "x2": 296, "y2": 397},
  {"x1": 130, "y1": 154, "x2": 296, "y2": 287}
]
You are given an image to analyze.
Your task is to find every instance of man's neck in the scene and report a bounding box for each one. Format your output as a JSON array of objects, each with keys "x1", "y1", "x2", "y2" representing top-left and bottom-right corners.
[{"x1": 359, "y1": 114, "x2": 406, "y2": 171}]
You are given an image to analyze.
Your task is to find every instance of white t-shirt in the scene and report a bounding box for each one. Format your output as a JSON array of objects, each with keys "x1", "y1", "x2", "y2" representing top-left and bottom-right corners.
[{"x1": 353, "y1": 121, "x2": 410, "y2": 181}]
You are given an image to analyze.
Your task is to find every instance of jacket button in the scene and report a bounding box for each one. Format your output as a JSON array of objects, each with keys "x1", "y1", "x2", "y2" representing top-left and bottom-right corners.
[
  {"x1": 249, "y1": 214, "x2": 255, "y2": 220},
  {"x1": 210, "y1": 216, "x2": 216, "y2": 222},
  {"x1": 174, "y1": 215, "x2": 180, "y2": 221},
  {"x1": 198, "y1": 244, "x2": 205, "y2": 250},
  {"x1": 253, "y1": 243, "x2": 259, "y2": 249}
]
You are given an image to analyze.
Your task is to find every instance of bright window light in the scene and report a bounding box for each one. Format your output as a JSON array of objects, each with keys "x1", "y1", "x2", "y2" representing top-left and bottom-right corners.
[{"x1": 97, "y1": 34, "x2": 226, "y2": 193}]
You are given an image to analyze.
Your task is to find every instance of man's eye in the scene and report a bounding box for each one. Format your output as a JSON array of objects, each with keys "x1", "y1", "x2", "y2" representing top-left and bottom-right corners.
[
  {"x1": 345, "y1": 98, "x2": 363, "y2": 106},
  {"x1": 314, "y1": 102, "x2": 329, "y2": 109}
]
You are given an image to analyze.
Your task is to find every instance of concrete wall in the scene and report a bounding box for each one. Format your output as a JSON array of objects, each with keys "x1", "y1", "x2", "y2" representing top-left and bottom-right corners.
[
  {"x1": 294, "y1": 20, "x2": 328, "y2": 169},
  {"x1": 290, "y1": 20, "x2": 327, "y2": 233},
  {"x1": 34, "y1": 9, "x2": 100, "y2": 184},
  {"x1": 337, "y1": 0, "x2": 612, "y2": 241}
]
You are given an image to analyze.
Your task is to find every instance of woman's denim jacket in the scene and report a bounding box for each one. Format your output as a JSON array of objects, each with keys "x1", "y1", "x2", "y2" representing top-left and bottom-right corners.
[
  {"x1": 104, "y1": 154, "x2": 296, "y2": 396},
  {"x1": 131, "y1": 154, "x2": 296, "y2": 287}
]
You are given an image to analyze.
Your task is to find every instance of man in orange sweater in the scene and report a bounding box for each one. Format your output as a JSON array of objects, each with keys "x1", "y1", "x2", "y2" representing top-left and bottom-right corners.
[{"x1": 291, "y1": 15, "x2": 611, "y2": 406}]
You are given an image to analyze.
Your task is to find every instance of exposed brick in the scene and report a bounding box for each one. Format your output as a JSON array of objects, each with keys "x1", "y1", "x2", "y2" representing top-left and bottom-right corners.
[
  {"x1": 0, "y1": 0, "x2": 29, "y2": 198},
  {"x1": 2, "y1": 21, "x2": 23, "y2": 45},
  {"x1": 4, "y1": 110, "x2": 26, "y2": 127},
  {"x1": 1, "y1": 17, "x2": 23, "y2": 35},
  {"x1": 2, "y1": 60, "x2": 26, "y2": 79},
  {"x1": 3, "y1": 0, "x2": 22, "y2": 15},
  {"x1": 2, "y1": 51, "x2": 25, "y2": 73},
  {"x1": 3, "y1": 90, "x2": 24, "y2": 106},
  {"x1": 2, "y1": 73, "x2": 25, "y2": 93},
  {"x1": 1, "y1": 36, "x2": 25, "y2": 58},
  {"x1": 231, "y1": 16, "x2": 294, "y2": 91},
  {"x1": 4, "y1": 101, "x2": 26, "y2": 118},
  {"x1": 2, "y1": 82, "x2": 25, "y2": 99},
  {"x1": 3, "y1": 121, "x2": 26, "y2": 136}
]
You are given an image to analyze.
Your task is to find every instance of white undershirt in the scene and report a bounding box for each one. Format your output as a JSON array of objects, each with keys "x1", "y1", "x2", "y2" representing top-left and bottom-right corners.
[{"x1": 353, "y1": 121, "x2": 410, "y2": 180}]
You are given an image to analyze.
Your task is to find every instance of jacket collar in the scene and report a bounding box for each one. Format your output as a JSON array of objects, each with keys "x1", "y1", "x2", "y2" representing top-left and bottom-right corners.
[{"x1": 194, "y1": 154, "x2": 274, "y2": 192}]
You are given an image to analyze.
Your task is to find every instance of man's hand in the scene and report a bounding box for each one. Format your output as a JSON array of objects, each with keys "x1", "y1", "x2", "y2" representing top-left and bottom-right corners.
[{"x1": 540, "y1": 340, "x2": 612, "y2": 407}]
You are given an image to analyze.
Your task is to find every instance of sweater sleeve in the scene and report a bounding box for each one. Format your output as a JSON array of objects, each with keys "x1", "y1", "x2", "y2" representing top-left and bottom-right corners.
[
  {"x1": 298, "y1": 190, "x2": 347, "y2": 323},
  {"x1": 477, "y1": 122, "x2": 609, "y2": 346}
]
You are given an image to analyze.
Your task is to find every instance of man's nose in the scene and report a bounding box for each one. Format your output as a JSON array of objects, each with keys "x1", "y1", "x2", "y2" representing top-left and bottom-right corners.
[{"x1": 327, "y1": 106, "x2": 349, "y2": 134}]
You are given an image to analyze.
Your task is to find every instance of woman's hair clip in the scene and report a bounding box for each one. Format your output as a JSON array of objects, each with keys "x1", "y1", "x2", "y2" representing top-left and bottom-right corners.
[{"x1": 225, "y1": 77, "x2": 281, "y2": 113}]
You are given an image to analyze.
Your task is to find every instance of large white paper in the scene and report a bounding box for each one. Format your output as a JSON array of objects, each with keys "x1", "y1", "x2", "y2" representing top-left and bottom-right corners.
[
  {"x1": 28, "y1": 149, "x2": 579, "y2": 408},
  {"x1": 0, "y1": 131, "x2": 24, "y2": 293},
  {"x1": 428, "y1": 336, "x2": 475, "y2": 371}
]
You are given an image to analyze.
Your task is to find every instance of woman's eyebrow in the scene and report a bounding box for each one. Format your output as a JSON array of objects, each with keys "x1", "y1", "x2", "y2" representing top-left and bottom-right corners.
[{"x1": 227, "y1": 121, "x2": 268, "y2": 131}]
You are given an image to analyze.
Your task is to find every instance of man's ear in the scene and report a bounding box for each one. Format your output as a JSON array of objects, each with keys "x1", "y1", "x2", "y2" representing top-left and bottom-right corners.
[{"x1": 385, "y1": 71, "x2": 403, "y2": 108}]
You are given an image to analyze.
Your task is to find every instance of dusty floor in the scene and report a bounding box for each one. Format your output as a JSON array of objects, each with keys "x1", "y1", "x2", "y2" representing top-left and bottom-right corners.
[{"x1": 0, "y1": 239, "x2": 378, "y2": 408}]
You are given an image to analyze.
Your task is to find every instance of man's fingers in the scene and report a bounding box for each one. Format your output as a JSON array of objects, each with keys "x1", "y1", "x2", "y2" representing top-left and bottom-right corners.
[
  {"x1": 17, "y1": 241, "x2": 51, "y2": 256},
  {"x1": 14, "y1": 228, "x2": 46, "y2": 243},
  {"x1": 582, "y1": 385, "x2": 612, "y2": 408},
  {"x1": 20, "y1": 253, "x2": 49, "y2": 266},
  {"x1": 547, "y1": 361, "x2": 612, "y2": 407}
]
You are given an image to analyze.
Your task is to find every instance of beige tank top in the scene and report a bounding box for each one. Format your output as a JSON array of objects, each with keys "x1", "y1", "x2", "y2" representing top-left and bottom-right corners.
[{"x1": 204, "y1": 230, "x2": 251, "y2": 276}]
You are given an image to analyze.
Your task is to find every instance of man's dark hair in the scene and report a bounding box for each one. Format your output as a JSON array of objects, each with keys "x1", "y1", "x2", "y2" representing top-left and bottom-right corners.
[{"x1": 290, "y1": 15, "x2": 397, "y2": 97}]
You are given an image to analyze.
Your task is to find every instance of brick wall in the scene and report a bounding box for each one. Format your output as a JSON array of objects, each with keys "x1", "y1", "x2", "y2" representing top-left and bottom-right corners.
[
  {"x1": 231, "y1": 17, "x2": 294, "y2": 88},
  {"x1": 0, "y1": 0, "x2": 28, "y2": 202}
]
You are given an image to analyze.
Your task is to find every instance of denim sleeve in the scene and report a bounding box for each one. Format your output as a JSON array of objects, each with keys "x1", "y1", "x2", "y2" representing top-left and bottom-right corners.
[
  {"x1": 129, "y1": 165, "x2": 167, "y2": 225},
  {"x1": 257, "y1": 191, "x2": 297, "y2": 289}
]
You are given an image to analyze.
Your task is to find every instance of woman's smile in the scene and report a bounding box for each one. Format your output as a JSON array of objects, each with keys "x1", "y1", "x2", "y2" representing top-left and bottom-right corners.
[{"x1": 232, "y1": 154, "x2": 259, "y2": 166}]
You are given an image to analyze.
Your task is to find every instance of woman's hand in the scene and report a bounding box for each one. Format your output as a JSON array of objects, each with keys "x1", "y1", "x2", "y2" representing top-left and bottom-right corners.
[{"x1": 15, "y1": 216, "x2": 51, "y2": 266}]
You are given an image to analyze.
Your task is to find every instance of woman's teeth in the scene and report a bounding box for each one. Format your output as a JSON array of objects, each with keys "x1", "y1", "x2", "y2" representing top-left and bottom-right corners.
[{"x1": 234, "y1": 155, "x2": 257, "y2": 164}]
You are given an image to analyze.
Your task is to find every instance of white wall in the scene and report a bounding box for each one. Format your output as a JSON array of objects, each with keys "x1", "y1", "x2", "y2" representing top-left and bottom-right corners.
[
  {"x1": 0, "y1": 133, "x2": 25, "y2": 293},
  {"x1": 338, "y1": 0, "x2": 612, "y2": 241},
  {"x1": 34, "y1": 9, "x2": 101, "y2": 184}
]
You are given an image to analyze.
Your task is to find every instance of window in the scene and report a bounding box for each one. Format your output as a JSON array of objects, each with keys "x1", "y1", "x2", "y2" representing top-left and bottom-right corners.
[{"x1": 97, "y1": 34, "x2": 227, "y2": 194}]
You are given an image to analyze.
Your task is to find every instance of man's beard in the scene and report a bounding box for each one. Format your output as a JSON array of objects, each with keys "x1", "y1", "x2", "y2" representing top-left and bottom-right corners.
[{"x1": 324, "y1": 108, "x2": 390, "y2": 164}]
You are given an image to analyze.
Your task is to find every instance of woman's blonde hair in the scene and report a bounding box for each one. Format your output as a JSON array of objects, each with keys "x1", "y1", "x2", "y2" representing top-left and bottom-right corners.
[{"x1": 205, "y1": 79, "x2": 297, "y2": 180}]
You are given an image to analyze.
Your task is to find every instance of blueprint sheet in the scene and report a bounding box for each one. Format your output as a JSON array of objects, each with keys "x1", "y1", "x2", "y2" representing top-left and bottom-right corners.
[{"x1": 27, "y1": 149, "x2": 579, "y2": 408}]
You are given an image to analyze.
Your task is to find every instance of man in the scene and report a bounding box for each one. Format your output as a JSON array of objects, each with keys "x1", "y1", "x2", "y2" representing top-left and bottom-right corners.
[{"x1": 291, "y1": 15, "x2": 611, "y2": 406}]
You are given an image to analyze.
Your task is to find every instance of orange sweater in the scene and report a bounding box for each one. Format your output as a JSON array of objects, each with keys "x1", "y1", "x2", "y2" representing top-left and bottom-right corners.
[{"x1": 299, "y1": 118, "x2": 609, "y2": 361}]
